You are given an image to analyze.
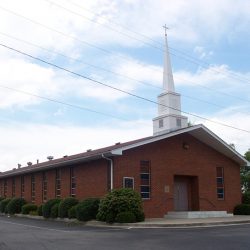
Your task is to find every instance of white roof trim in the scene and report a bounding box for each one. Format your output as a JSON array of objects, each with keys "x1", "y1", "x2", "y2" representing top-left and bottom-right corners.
[{"x1": 111, "y1": 124, "x2": 248, "y2": 166}]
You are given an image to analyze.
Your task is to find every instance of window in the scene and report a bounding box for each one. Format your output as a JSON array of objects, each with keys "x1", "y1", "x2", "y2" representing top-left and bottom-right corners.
[
  {"x1": 123, "y1": 177, "x2": 134, "y2": 189},
  {"x1": 42, "y1": 172, "x2": 47, "y2": 203},
  {"x1": 31, "y1": 174, "x2": 35, "y2": 203},
  {"x1": 12, "y1": 178, "x2": 15, "y2": 197},
  {"x1": 176, "y1": 118, "x2": 181, "y2": 127},
  {"x1": 159, "y1": 119, "x2": 164, "y2": 128},
  {"x1": 140, "y1": 160, "x2": 151, "y2": 199},
  {"x1": 55, "y1": 169, "x2": 61, "y2": 198},
  {"x1": 216, "y1": 167, "x2": 224, "y2": 200},
  {"x1": 70, "y1": 167, "x2": 76, "y2": 197},
  {"x1": 3, "y1": 179, "x2": 7, "y2": 198},
  {"x1": 21, "y1": 176, "x2": 25, "y2": 198}
]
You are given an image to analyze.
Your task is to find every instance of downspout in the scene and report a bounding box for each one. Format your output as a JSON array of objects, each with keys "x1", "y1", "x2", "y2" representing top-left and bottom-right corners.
[{"x1": 102, "y1": 154, "x2": 113, "y2": 190}]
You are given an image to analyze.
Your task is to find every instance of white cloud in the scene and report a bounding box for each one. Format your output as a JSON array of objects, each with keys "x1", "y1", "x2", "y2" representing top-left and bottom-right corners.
[
  {"x1": 189, "y1": 107, "x2": 250, "y2": 155},
  {"x1": 194, "y1": 46, "x2": 213, "y2": 59},
  {"x1": 0, "y1": 58, "x2": 59, "y2": 108},
  {"x1": 0, "y1": 120, "x2": 151, "y2": 171}
]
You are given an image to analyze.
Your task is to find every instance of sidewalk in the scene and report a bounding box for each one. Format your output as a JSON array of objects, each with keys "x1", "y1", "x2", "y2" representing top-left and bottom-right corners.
[{"x1": 86, "y1": 215, "x2": 250, "y2": 228}]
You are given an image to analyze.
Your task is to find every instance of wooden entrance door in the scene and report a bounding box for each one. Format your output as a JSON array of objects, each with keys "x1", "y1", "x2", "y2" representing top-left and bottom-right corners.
[{"x1": 174, "y1": 178, "x2": 188, "y2": 211}]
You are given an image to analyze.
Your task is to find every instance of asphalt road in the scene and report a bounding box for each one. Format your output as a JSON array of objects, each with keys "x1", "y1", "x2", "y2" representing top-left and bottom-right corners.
[{"x1": 0, "y1": 216, "x2": 250, "y2": 250}]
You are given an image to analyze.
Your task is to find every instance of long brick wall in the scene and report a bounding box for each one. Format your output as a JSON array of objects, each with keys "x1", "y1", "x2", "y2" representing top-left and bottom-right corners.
[{"x1": 0, "y1": 134, "x2": 241, "y2": 218}]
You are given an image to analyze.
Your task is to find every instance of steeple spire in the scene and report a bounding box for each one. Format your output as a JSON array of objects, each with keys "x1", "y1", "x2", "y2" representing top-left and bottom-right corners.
[
  {"x1": 162, "y1": 26, "x2": 175, "y2": 92},
  {"x1": 152, "y1": 27, "x2": 188, "y2": 135}
]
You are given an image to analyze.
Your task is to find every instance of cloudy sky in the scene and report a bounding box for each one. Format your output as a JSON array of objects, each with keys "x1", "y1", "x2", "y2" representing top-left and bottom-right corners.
[{"x1": 0, "y1": 0, "x2": 249, "y2": 171}]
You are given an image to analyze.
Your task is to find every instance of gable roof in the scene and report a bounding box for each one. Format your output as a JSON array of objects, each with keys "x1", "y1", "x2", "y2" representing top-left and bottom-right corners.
[{"x1": 0, "y1": 124, "x2": 248, "y2": 178}]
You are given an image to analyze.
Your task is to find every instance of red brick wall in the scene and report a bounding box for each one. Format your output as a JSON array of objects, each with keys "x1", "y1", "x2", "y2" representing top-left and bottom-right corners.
[
  {"x1": 114, "y1": 133, "x2": 241, "y2": 218},
  {"x1": 75, "y1": 159, "x2": 109, "y2": 199},
  {"x1": 0, "y1": 134, "x2": 242, "y2": 218}
]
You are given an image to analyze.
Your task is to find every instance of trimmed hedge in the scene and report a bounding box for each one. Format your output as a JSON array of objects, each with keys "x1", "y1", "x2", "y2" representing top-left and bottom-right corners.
[
  {"x1": 68, "y1": 205, "x2": 77, "y2": 219},
  {"x1": 0, "y1": 198, "x2": 11, "y2": 213},
  {"x1": 29, "y1": 210, "x2": 38, "y2": 216},
  {"x1": 43, "y1": 199, "x2": 61, "y2": 218},
  {"x1": 7, "y1": 198, "x2": 26, "y2": 215},
  {"x1": 234, "y1": 204, "x2": 250, "y2": 215},
  {"x1": 242, "y1": 192, "x2": 250, "y2": 204},
  {"x1": 58, "y1": 197, "x2": 78, "y2": 218},
  {"x1": 96, "y1": 188, "x2": 144, "y2": 223},
  {"x1": 50, "y1": 203, "x2": 59, "y2": 218},
  {"x1": 22, "y1": 204, "x2": 38, "y2": 215},
  {"x1": 116, "y1": 211, "x2": 136, "y2": 223},
  {"x1": 38, "y1": 204, "x2": 43, "y2": 216},
  {"x1": 76, "y1": 198, "x2": 100, "y2": 221}
]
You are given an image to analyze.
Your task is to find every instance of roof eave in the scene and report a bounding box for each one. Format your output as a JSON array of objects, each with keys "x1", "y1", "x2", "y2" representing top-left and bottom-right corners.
[{"x1": 0, "y1": 151, "x2": 116, "y2": 178}]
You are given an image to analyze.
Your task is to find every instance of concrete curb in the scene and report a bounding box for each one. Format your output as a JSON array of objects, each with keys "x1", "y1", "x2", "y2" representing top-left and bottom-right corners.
[{"x1": 2, "y1": 213, "x2": 250, "y2": 229}]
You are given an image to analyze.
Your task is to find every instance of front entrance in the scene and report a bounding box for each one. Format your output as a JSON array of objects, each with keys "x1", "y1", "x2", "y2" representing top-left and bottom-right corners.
[{"x1": 174, "y1": 176, "x2": 199, "y2": 211}]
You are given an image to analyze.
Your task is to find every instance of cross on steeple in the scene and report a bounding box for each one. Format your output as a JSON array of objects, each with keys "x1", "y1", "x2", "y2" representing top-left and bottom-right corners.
[{"x1": 163, "y1": 24, "x2": 169, "y2": 36}]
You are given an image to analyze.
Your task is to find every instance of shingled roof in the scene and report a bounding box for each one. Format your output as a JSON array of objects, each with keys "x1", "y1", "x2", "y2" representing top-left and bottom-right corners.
[{"x1": 0, "y1": 124, "x2": 248, "y2": 178}]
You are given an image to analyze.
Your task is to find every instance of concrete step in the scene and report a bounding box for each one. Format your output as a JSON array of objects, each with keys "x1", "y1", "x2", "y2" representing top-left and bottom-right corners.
[{"x1": 165, "y1": 211, "x2": 233, "y2": 219}]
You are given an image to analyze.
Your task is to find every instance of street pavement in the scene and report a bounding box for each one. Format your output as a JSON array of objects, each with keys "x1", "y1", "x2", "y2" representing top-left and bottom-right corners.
[{"x1": 0, "y1": 215, "x2": 250, "y2": 249}]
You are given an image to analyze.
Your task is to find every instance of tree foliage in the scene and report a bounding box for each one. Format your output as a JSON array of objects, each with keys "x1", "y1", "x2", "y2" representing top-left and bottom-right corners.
[{"x1": 241, "y1": 149, "x2": 250, "y2": 192}]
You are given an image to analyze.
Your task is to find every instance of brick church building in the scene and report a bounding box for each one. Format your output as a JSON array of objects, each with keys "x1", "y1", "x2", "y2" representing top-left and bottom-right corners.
[{"x1": 0, "y1": 33, "x2": 248, "y2": 218}]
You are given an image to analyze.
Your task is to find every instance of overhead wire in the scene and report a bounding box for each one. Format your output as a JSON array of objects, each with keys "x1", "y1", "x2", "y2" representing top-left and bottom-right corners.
[
  {"x1": 44, "y1": 0, "x2": 250, "y2": 86},
  {"x1": 1, "y1": 31, "x2": 250, "y2": 116},
  {"x1": 1, "y1": 2, "x2": 250, "y2": 92},
  {"x1": 1, "y1": 42, "x2": 250, "y2": 134}
]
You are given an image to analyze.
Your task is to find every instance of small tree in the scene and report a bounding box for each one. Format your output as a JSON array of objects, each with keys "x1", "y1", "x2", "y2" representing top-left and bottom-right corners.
[{"x1": 241, "y1": 149, "x2": 250, "y2": 192}]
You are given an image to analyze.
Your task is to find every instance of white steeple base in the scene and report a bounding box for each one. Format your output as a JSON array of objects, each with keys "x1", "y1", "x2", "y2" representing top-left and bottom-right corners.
[{"x1": 153, "y1": 114, "x2": 188, "y2": 136}]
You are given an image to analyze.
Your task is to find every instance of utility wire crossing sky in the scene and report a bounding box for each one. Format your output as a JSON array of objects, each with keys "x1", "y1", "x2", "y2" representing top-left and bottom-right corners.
[{"x1": 0, "y1": 0, "x2": 249, "y2": 170}]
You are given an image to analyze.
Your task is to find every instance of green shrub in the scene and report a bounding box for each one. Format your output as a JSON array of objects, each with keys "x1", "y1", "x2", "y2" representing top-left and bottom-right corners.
[
  {"x1": 68, "y1": 205, "x2": 77, "y2": 219},
  {"x1": 29, "y1": 210, "x2": 38, "y2": 216},
  {"x1": 234, "y1": 204, "x2": 250, "y2": 215},
  {"x1": 242, "y1": 192, "x2": 250, "y2": 204},
  {"x1": 0, "y1": 197, "x2": 5, "y2": 202},
  {"x1": 7, "y1": 198, "x2": 26, "y2": 215},
  {"x1": 43, "y1": 199, "x2": 61, "y2": 218},
  {"x1": 76, "y1": 198, "x2": 100, "y2": 221},
  {"x1": 134, "y1": 210, "x2": 145, "y2": 222},
  {"x1": 21, "y1": 204, "x2": 38, "y2": 215},
  {"x1": 116, "y1": 211, "x2": 136, "y2": 223},
  {"x1": 58, "y1": 197, "x2": 78, "y2": 218},
  {"x1": 50, "y1": 203, "x2": 59, "y2": 218},
  {"x1": 0, "y1": 198, "x2": 11, "y2": 213},
  {"x1": 38, "y1": 204, "x2": 43, "y2": 216},
  {"x1": 96, "y1": 188, "x2": 144, "y2": 223}
]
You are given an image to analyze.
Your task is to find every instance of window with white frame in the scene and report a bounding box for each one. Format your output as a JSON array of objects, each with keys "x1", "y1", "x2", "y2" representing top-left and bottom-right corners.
[
  {"x1": 42, "y1": 172, "x2": 47, "y2": 203},
  {"x1": 140, "y1": 160, "x2": 151, "y2": 199},
  {"x1": 216, "y1": 167, "x2": 224, "y2": 200},
  {"x1": 31, "y1": 174, "x2": 35, "y2": 203},
  {"x1": 70, "y1": 167, "x2": 76, "y2": 197},
  {"x1": 55, "y1": 169, "x2": 61, "y2": 198},
  {"x1": 123, "y1": 177, "x2": 134, "y2": 189},
  {"x1": 21, "y1": 176, "x2": 24, "y2": 198},
  {"x1": 12, "y1": 178, "x2": 15, "y2": 198}
]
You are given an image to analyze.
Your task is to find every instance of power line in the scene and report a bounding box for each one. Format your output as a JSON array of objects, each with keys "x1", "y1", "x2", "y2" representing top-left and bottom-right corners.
[
  {"x1": 2, "y1": 3, "x2": 250, "y2": 91},
  {"x1": 0, "y1": 83, "x2": 128, "y2": 121},
  {"x1": 1, "y1": 30, "x2": 250, "y2": 108},
  {"x1": 0, "y1": 31, "x2": 161, "y2": 91},
  {"x1": 45, "y1": 0, "x2": 250, "y2": 86},
  {"x1": 1, "y1": 42, "x2": 250, "y2": 134}
]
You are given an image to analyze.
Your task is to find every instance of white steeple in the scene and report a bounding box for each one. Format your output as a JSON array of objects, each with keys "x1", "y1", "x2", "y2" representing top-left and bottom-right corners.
[
  {"x1": 163, "y1": 28, "x2": 175, "y2": 92},
  {"x1": 153, "y1": 27, "x2": 188, "y2": 135}
]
